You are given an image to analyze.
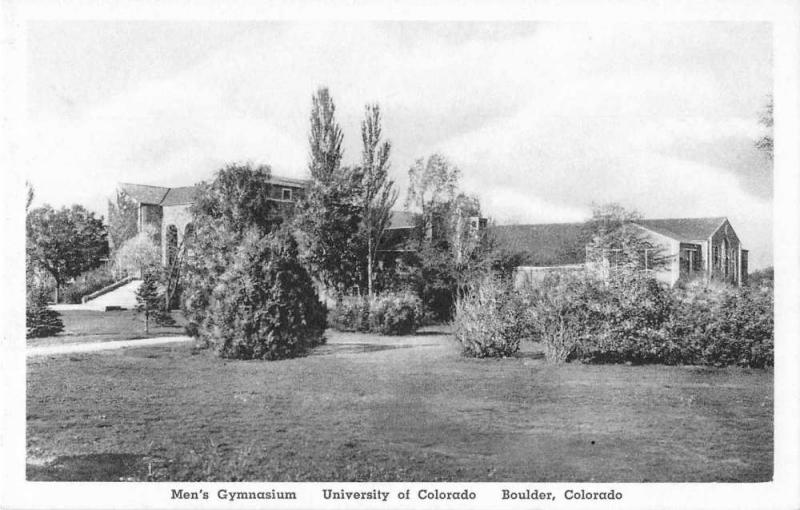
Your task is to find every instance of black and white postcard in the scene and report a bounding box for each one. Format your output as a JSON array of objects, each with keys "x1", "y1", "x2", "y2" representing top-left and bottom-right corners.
[{"x1": 2, "y1": 1, "x2": 799, "y2": 509}]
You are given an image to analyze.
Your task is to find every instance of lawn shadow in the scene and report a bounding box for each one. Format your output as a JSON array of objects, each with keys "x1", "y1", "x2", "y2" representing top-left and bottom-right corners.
[
  {"x1": 311, "y1": 343, "x2": 415, "y2": 356},
  {"x1": 27, "y1": 453, "x2": 158, "y2": 481}
]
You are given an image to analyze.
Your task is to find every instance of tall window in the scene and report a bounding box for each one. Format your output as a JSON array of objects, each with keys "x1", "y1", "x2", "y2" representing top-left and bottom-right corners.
[{"x1": 166, "y1": 225, "x2": 178, "y2": 267}]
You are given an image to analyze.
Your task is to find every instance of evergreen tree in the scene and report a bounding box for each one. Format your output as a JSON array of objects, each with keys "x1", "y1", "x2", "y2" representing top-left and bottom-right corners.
[
  {"x1": 26, "y1": 286, "x2": 64, "y2": 338},
  {"x1": 135, "y1": 270, "x2": 172, "y2": 333}
]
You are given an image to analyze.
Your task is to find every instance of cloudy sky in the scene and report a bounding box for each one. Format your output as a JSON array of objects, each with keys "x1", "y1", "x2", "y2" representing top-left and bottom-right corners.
[{"x1": 23, "y1": 21, "x2": 773, "y2": 267}]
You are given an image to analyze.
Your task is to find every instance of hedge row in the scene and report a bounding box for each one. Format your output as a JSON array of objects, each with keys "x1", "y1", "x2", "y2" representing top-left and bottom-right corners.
[
  {"x1": 454, "y1": 272, "x2": 773, "y2": 367},
  {"x1": 328, "y1": 292, "x2": 423, "y2": 336}
]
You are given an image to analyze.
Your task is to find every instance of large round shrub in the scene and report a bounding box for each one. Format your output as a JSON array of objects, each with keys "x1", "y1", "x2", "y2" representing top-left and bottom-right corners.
[
  {"x1": 200, "y1": 229, "x2": 326, "y2": 360},
  {"x1": 368, "y1": 292, "x2": 423, "y2": 335},
  {"x1": 454, "y1": 277, "x2": 527, "y2": 358}
]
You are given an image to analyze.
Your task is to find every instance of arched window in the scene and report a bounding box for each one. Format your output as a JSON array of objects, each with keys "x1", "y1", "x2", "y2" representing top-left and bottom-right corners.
[
  {"x1": 166, "y1": 225, "x2": 178, "y2": 267},
  {"x1": 184, "y1": 222, "x2": 195, "y2": 242}
]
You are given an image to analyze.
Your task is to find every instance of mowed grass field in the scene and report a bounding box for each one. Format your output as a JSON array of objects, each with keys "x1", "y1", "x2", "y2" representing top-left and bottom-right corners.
[
  {"x1": 27, "y1": 329, "x2": 773, "y2": 482},
  {"x1": 27, "y1": 310, "x2": 187, "y2": 348}
]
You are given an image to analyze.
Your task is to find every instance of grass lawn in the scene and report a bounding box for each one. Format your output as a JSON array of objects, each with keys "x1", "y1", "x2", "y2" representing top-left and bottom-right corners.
[
  {"x1": 26, "y1": 330, "x2": 773, "y2": 482},
  {"x1": 27, "y1": 310, "x2": 187, "y2": 348}
]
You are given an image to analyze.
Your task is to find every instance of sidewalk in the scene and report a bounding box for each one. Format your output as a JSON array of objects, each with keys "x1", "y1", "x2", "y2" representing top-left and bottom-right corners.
[{"x1": 27, "y1": 336, "x2": 193, "y2": 357}]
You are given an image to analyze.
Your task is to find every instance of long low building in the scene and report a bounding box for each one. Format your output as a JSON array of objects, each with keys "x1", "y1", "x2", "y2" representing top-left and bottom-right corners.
[{"x1": 491, "y1": 217, "x2": 748, "y2": 287}]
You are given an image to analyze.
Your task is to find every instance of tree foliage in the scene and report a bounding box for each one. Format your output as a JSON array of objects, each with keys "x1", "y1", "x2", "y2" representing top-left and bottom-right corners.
[
  {"x1": 755, "y1": 96, "x2": 773, "y2": 160},
  {"x1": 26, "y1": 204, "x2": 109, "y2": 302},
  {"x1": 26, "y1": 285, "x2": 64, "y2": 338},
  {"x1": 359, "y1": 103, "x2": 397, "y2": 297},
  {"x1": 108, "y1": 189, "x2": 139, "y2": 253},
  {"x1": 297, "y1": 88, "x2": 365, "y2": 292},
  {"x1": 201, "y1": 229, "x2": 326, "y2": 360},
  {"x1": 401, "y1": 154, "x2": 493, "y2": 320},
  {"x1": 182, "y1": 164, "x2": 276, "y2": 336},
  {"x1": 114, "y1": 224, "x2": 161, "y2": 277},
  {"x1": 308, "y1": 87, "x2": 344, "y2": 184},
  {"x1": 135, "y1": 269, "x2": 173, "y2": 334},
  {"x1": 584, "y1": 203, "x2": 667, "y2": 274}
]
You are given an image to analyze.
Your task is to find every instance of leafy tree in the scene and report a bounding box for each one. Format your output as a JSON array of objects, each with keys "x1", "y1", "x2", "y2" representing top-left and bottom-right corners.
[
  {"x1": 108, "y1": 189, "x2": 140, "y2": 254},
  {"x1": 755, "y1": 96, "x2": 773, "y2": 160},
  {"x1": 26, "y1": 204, "x2": 109, "y2": 302},
  {"x1": 584, "y1": 203, "x2": 667, "y2": 274},
  {"x1": 297, "y1": 88, "x2": 365, "y2": 292},
  {"x1": 308, "y1": 87, "x2": 344, "y2": 184},
  {"x1": 405, "y1": 153, "x2": 461, "y2": 236},
  {"x1": 296, "y1": 166, "x2": 365, "y2": 292},
  {"x1": 135, "y1": 269, "x2": 173, "y2": 334},
  {"x1": 359, "y1": 103, "x2": 397, "y2": 297},
  {"x1": 402, "y1": 155, "x2": 493, "y2": 320},
  {"x1": 182, "y1": 163, "x2": 276, "y2": 336},
  {"x1": 114, "y1": 225, "x2": 161, "y2": 277}
]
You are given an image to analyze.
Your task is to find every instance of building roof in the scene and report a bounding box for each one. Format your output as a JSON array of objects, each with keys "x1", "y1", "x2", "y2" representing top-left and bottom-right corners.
[
  {"x1": 160, "y1": 186, "x2": 197, "y2": 206},
  {"x1": 119, "y1": 183, "x2": 170, "y2": 205},
  {"x1": 120, "y1": 174, "x2": 309, "y2": 206},
  {"x1": 386, "y1": 210, "x2": 417, "y2": 230},
  {"x1": 490, "y1": 222, "x2": 590, "y2": 266},
  {"x1": 634, "y1": 217, "x2": 727, "y2": 242}
]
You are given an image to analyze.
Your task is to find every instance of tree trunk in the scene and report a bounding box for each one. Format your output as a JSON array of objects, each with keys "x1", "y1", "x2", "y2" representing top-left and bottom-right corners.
[
  {"x1": 54, "y1": 282, "x2": 60, "y2": 304},
  {"x1": 367, "y1": 237, "x2": 373, "y2": 298}
]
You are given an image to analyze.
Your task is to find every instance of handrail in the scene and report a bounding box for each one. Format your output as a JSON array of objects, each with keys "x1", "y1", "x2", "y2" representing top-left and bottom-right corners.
[{"x1": 81, "y1": 275, "x2": 137, "y2": 303}]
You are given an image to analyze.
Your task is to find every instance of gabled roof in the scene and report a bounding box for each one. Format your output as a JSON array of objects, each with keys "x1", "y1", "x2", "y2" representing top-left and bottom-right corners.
[
  {"x1": 119, "y1": 183, "x2": 170, "y2": 205},
  {"x1": 387, "y1": 210, "x2": 417, "y2": 230},
  {"x1": 490, "y1": 222, "x2": 590, "y2": 266},
  {"x1": 119, "y1": 174, "x2": 309, "y2": 206},
  {"x1": 161, "y1": 186, "x2": 197, "y2": 206},
  {"x1": 634, "y1": 217, "x2": 727, "y2": 242}
]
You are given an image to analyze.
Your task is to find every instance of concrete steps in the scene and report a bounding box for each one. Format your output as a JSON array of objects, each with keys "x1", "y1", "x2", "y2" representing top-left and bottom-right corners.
[{"x1": 52, "y1": 279, "x2": 142, "y2": 311}]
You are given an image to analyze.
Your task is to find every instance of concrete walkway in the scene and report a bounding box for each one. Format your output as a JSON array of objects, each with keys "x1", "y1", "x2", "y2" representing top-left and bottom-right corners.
[{"x1": 27, "y1": 336, "x2": 193, "y2": 357}]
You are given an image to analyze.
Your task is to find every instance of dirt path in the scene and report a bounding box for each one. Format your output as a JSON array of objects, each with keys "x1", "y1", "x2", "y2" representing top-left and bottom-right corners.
[{"x1": 27, "y1": 336, "x2": 193, "y2": 357}]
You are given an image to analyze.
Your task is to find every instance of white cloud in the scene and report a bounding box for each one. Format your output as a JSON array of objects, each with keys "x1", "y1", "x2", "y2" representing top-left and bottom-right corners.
[{"x1": 23, "y1": 21, "x2": 773, "y2": 267}]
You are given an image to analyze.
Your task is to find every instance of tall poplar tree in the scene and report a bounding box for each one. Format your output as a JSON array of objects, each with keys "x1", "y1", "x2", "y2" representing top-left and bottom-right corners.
[
  {"x1": 308, "y1": 88, "x2": 344, "y2": 183},
  {"x1": 296, "y1": 88, "x2": 365, "y2": 292},
  {"x1": 360, "y1": 104, "x2": 397, "y2": 297}
]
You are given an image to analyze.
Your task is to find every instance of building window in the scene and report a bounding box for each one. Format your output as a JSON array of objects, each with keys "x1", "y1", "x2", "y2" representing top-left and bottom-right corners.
[
  {"x1": 166, "y1": 225, "x2": 178, "y2": 267},
  {"x1": 282, "y1": 188, "x2": 292, "y2": 201},
  {"x1": 713, "y1": 245, "x2": 720, "y2": 269}
]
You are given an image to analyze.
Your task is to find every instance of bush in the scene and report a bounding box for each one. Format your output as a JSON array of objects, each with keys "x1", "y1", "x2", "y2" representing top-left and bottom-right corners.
[
  {"x1": 454, "y1": 278, "x2": 526, "y2": 358},
  {"x1": 665, "y1": 282, "x2": 773, "y2": 368},
  {"x1": 573, "y1": 272, "x2": 675, "y2": 364},
  {"x1": 62, "y1": 264, "x2": 117, "y2": 304},
  {"x1": 524, "y1": 272, "x2": 600, "y2": 363},
  {"x1": 528, "y1": 272, "x2": 773, "y2": 368},
  {"x1": 200, "y1": 229, "x2": 327, "y2": 360},
  {"x1": 329, "y1": 292, "x2": 423, "y2": 335},
  {"x1": 328, "y1": 296, "x2": 371, "y2": 332},
  {"x1": 26, "y1": 286, "x2": 64, "y2": 338},
  {"x1": 368, "y1": 292, "x2": 423, "y2": 335}
]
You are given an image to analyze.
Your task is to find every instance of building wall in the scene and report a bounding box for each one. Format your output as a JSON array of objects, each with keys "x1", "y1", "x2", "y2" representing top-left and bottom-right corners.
[
  {"x1": 709, "y1": 220, "x2": 741, "y2": 285},
  {"x1": 634, "y1": 226, "x2": 680, "y2": 286},
  {"x1": 161, "y1": 204, "x2": 194, "y2": 264}
]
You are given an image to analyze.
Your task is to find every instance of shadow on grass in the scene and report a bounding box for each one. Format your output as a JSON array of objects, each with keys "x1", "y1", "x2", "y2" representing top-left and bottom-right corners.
[
  {"x1": 27, "y1": 453, "x2": 158, "y2": 481},
  {"x1": 312, "y1": 343, "x2": 414, "y2": 356}
]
